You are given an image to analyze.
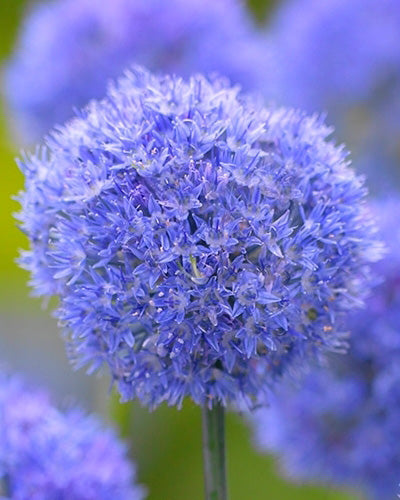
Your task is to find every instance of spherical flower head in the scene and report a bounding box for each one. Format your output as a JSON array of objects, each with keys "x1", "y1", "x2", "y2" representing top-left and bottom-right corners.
[
  {"x1": 17, "y1": 67, "x2": 380, "y2": 409},
  {"x1": 0, "y1": 372, "x2": 145, "y2": 500},
  {"x1": 4, "y1": 0, "x2": 268, "y2": 143},
  {"x1": 251, "y1": 198, "x2": 400, "y2": 500},
  {"x1": 266, "y1": 0, "x2": 400, "y2": 191}
]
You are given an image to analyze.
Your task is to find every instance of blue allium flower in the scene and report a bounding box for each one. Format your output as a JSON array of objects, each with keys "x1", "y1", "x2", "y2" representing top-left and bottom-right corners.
[
  {"x1": 266, "y1": 0, "x2": 400, "y2": 190},
  {"x1": 4, "y1": 0, "x2": 268, "y2": 143},
  {"x1": 0, "y1": 372, "x2": 145, "y2": 500},
  {"x1": 17, "y1": 67, "x2": 380, "y2": 409},
  {"x1": 251, "y1": 198, "x2": 400, "y2": 500}
]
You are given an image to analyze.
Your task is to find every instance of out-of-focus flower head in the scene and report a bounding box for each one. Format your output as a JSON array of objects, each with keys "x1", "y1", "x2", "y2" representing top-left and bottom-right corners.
[
  {"x1": 266, "y1": 0, "x2": 400, "y2": 191},
  {"x1": 17, "y1": 67, "x2": 380, "y2": 409},
  {"x1": 0, "y1": 372, "x2": 145, "y2": 500},
  {"x1": 251, "y1": 198, "x2": 400, "y2": 500},
  {"x1": 4, "y1": 0, "x2": 269, "y2": 143}
]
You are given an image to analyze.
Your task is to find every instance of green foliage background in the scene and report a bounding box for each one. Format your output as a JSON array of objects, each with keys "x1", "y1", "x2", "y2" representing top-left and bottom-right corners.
[{"x1": 0, "y1": 1, "x2": 359, "y2": 498}]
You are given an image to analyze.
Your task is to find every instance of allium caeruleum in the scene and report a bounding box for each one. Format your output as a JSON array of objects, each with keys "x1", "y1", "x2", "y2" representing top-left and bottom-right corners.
[
  {"x1": 267, "y1": 0, "x2": 400, "y2": 190},
  {"x1": 17, "y1": 67, "x2": 380, "y2": 409},
  {"x1": 251, "y1": 199, "x2": 400, "y2": 500},
  {"x1": 0, "y1": 372, "x2": 145, "y2": 500},
  {"x1": 4, "y1": 0, "x2": 268, "y2": 142}
]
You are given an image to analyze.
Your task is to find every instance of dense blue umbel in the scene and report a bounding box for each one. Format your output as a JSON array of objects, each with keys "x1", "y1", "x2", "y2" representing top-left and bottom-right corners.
[
  {"x1": 251, "y1": 199, "x2": 400, "y2": 500},
  {"x1": 0, "y1": 373, "x2": 145, "y2": 500},
  {"x1": 17, "y1": 67, "x2": 381, "y2": 409},
  {"x1": 4, "y1": 0, "x2": 268, "y2": 143}
]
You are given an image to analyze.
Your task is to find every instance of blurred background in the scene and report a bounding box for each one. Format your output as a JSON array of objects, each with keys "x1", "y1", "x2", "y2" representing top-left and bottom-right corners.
[{"x1": 0, "y1": 1, "x2": 358, "y2": 499}]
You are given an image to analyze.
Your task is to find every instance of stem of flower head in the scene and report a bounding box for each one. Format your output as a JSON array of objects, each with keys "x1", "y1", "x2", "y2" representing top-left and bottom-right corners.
[{"x1": 201, "y1": 402, "x2": 227, "y2": 500}]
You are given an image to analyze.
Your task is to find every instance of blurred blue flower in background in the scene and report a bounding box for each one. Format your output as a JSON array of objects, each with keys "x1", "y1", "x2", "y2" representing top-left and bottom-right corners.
[
  {"x1": 266, "y1": 0, "x2": 400, "y2": 191},
  {"x1": 4, "y1": 0, "x2": 269, "y2": 143},
  {"x1": 0, "y1": 371, "x2": 145, "y2": 500},
  {"x1": 251, "y1": 198, "x2": 400, "y2": 500},
  {"x1": 17, "y1": 66, "x2": 381, "y2": 409}
]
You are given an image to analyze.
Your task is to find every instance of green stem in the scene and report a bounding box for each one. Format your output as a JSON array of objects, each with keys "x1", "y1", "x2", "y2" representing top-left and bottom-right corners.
[{"x1": 201, "y1": 403, "x2": 228, "y2": 500}]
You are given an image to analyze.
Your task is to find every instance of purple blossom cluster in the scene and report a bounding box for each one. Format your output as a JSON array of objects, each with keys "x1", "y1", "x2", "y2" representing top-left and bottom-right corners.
[
  {"x1": 17, "y1": 67, "x2": 380, "y2": 409},
  {"x1": 0, "y1": 372, "x2": 145, "y2": 500},
  {"x1": 251, "y1": 199, "x2": 400, "y2": 500},
  {"x1": 266, "y1": 0, "x2": 400, "y2": 190},
  {"x1": 4, "y1": 0, "x2": 268, "y2": 143}
]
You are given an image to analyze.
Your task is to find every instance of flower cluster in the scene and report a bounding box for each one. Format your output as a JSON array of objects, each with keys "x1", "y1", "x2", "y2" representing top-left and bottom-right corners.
[
  {"x1": 4, "y1": 0, "x2": 268, "y2": 142},
  {"x1": 0, "y1": 372, "x2": 145, "y2": 500},
  {"x1": 17, "y1": 67, "x2": 380, "y2": 409},
  {"x1": 266, "y1": 0, "x2": 400, "y2": 191},
  {"x1": 251, "y1": 198, "x2": 400, "y2": 500}
]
